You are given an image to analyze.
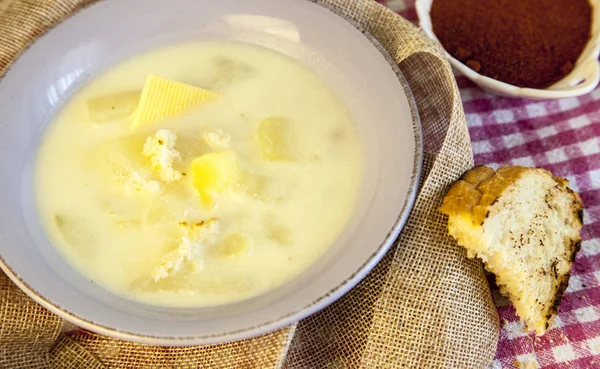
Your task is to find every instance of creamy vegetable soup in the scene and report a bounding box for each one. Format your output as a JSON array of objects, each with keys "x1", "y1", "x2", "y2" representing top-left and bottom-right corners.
[{"x1": 35, "y1": 41, "x2": 363, "y2": 307}]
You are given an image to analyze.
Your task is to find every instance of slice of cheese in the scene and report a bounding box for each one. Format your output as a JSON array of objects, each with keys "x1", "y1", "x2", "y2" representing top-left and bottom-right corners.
[{"x1": 131, "y1": 74, "x2": 218, "y2": 130}]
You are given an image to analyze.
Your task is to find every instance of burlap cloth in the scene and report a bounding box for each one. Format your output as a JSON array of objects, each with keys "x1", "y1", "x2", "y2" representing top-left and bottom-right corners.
[{"x1": 0, "y1": 0, "x2": 500, "y2": 368}]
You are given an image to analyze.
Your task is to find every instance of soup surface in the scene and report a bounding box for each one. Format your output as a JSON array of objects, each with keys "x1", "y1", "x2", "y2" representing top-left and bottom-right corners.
[{"x1": 35, "y1": 41, "x2": 363, "y2": 307}]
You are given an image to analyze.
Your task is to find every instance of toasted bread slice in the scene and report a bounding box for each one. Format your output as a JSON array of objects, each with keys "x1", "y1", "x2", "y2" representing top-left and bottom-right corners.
[{"x1": 440, "y1": 166, "x2": 583, "y2": 335}]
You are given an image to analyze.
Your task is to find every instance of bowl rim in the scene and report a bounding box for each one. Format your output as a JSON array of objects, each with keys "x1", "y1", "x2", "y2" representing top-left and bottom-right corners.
[
  {"x1": 0, "y1": 0, "x2": 423, "y2": 345},
  {"x1": 415, "y1": 0, "x2": 600, "y2": 99}
]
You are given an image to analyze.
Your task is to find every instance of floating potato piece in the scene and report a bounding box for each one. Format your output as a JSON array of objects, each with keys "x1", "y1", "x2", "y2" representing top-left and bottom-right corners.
[
  {"x1": 211, "y1": 233, "x2": 251, "y2": 258},
  {"x1": 130, "y1": 74, "x2": 218, "y2": 130},
  {"x1": 169, "y1": 129, "x2": 231, "y2": 164},
  {"x1": 235, "y1": 172, "x2": 288, "y2": 203},
  {"x1": 175, "y1": 133, "x2": 209, "y2": 161},
  {"x1": 54, "y1": 215, "x2": 95, "y2": 252},
  {"x1": 94, "y1": 134, "x2": 174, "y2": 196},
  {"x1": 235, "y1": 171, "x2": 270, "y2": 200},
  {"x1": 95, "y1": 134, "x2": 148, "y2": 184},
  {"x1": 267, "y1": 224, "x2": 292, "y2": 246},
  {"x1": 101, "y1": 199, "x2": 143, "y2": 227},
  {"x1": 263, "y1": 214, "x2": 292, "y2": 245},
  {"x1": 257, "y1": 117, "x2": 294, "y2": 162},
  {"x1": 211, "y1": 57, "x2": 255, "y2": 90},
  {"x1": 143, "y1": 195, "x2": 181, "y2": 227},
  {"x1": 87, "y1": 91, "x2": 140, "y2": 123},
  {"x1": 190, "y1": 150, "x2": 240, "y2": 208}
]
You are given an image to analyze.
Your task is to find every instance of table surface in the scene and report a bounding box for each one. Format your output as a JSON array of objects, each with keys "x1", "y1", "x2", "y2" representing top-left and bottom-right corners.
[{"x1": 379, "y1": 1, "x2": 600, "y2": 368}]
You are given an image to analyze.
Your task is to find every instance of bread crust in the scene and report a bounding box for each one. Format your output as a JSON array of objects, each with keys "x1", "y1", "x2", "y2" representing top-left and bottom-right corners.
[{"x1": 440, "y1": 165, "x2": 583, "y2": 334}]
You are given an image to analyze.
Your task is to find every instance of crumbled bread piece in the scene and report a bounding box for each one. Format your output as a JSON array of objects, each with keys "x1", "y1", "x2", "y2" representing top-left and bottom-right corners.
[
  {"x1": 124, "y1": 171, "x2": 161, "y2": 195},
  {"x1": 142, "y1": 129, "x2": 182, "y2": 183},
  {"x1": 151, "y1": 218, "x2": 219, "y2": 281},
  {"x1": 201, "y1": 128, "x2": 231, "y2": 149},
  {"x1": 440, "y1": 165, "x2": 583, "y2": 335}
]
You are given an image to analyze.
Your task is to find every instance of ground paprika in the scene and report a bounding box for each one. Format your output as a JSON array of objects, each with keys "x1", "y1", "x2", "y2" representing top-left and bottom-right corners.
[{"x1": 430, "y1": 0, "x2": 592, "y2": 89}]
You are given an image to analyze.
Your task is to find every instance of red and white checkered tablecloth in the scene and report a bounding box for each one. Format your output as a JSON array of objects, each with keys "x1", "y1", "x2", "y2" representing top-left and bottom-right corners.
[{"x1": 378, "y1": 0, "x2": 600, "y2": 368}]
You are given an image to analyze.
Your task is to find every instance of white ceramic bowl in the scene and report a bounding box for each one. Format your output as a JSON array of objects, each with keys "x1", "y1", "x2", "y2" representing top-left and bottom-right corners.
[
  {"x1": 416, "y1": 0, "x2": 600, "y2": 99},
  {"x1": 0, "y1": 0, "x2": 422, "y2": 345}
]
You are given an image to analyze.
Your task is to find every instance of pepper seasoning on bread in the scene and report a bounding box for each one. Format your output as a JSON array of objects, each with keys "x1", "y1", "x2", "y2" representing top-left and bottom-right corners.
[{"x1": 440, "y1": 165, "x2": 583, "y2": 335}]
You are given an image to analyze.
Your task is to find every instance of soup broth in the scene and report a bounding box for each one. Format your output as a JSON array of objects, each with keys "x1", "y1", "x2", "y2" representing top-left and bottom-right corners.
[{"x1": 35, "y1": 41, "x2": 363, "y2": 307}]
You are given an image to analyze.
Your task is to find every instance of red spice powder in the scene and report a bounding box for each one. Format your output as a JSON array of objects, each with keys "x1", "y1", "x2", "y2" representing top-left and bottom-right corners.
[{"x1": 430, "y1": 0, "x2": 592, "y2": 89}]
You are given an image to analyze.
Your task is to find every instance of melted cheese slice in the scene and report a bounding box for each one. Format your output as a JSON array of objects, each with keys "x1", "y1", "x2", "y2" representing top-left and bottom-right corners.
[{"x1": 131, "y1": 75, "x2": 217, "y2": 129}]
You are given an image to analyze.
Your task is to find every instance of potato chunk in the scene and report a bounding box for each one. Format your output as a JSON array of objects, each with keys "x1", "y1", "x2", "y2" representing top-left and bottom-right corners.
[
  {"x1": 211, "y1": 233, "x2": 251, "y2": 258},
  {"x1": 190, "y1": 150, "x2": 240, "y2": 208},
  {"x1": 211, "y1": 57, "x2": 255, "y2": 90},
  {"x1": 54, "y1": 215, "x2": 96, "y2": 254},
  {"x1": 95, "y1": 134, "x2": 147, "y2": 181},
  {"x1": 87, "y1": 91, "x2": 140, "y2": 123},
  {"x1": 235, "y1": 171, "x2": 269, "y2": 200},
  {"x1": 257, "y1": 117, "x2": 294, "y2": 161}
]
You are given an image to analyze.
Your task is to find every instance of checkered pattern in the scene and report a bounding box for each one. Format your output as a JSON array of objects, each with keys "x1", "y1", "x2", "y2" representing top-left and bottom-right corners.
[{"x1": 379, "y1": 0, "x2": 600, "y2": 367}]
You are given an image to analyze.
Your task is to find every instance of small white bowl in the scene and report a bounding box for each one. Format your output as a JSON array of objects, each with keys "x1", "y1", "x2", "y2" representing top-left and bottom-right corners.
[
  {"x1": 0, "y1": 0, "x2": 422, "y2": 345},
  {"x1": 416, "y1": 0, "x2": 600, "y2": 99}
]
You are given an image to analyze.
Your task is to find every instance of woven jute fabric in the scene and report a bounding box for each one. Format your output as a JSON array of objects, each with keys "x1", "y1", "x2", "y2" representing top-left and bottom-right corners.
[{"x1": 0, "y1": 0, "x2": 500, "y2": 368}]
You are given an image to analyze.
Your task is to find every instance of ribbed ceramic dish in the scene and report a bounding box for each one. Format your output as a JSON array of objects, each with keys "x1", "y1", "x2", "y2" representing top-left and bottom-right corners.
[
  {"x1": 416, "y1": 0, "x2": 600, "y2": 99},
  {"x1": 0, "y1": 0, "x2": 422, "y2": 345}
]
